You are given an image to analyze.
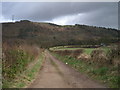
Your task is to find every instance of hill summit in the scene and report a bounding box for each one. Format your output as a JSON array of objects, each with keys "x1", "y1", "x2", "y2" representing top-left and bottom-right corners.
[{"x1": 2, "y1": 20, "x2": 119, "y2": 48}]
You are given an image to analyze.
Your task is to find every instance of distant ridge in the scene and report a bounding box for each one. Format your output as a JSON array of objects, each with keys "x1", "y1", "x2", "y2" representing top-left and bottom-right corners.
[{"x1": 2, "y1": 20, "x2": 119, "y2": 48}]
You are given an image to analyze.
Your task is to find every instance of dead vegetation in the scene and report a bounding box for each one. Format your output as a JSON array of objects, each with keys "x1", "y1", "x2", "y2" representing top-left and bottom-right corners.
[
  {"x1": 2, "y1": 42, "x2": 43, "y2": 88},
  {"x1": 70, "y1": 49, "x2": 84, "y2": 58},
  {"x1": 51, "y1": 45, "x2": 119, "y2": 88},
  {"x1": 77, "y1": 53, "x2": 91, "y2": 61},
  {"x1": 52, "y1": 46, "x2": 119, "y2": 67},
  {"x1": 107, "y1": 46, "x2": 120, "y2": 67},
  {"x1": 90, "y1": 50, "x2": 108, "y2": 66},
  {"x1": 2, "y1": 20, "x2": 119, "y2": 48}
]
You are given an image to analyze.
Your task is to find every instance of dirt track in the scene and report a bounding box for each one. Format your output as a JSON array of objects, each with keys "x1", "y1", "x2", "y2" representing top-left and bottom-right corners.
[{"x1": 29, "y1": 50, "x2": 106, "y2": 88}]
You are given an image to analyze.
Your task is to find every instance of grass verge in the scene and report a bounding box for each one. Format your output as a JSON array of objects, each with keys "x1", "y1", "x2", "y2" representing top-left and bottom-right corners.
[
  {"x1": 3, "y1": 52, "x2": 44, "y2": 88},
  {"x1": 51, "y1": 52, "x2": 119, "y2": 88}
]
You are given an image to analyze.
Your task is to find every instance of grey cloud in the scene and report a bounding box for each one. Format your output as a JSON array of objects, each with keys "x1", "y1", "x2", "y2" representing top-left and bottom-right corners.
[{"x1": 2, "y1": 2, "x2": 118, "y2": 29}]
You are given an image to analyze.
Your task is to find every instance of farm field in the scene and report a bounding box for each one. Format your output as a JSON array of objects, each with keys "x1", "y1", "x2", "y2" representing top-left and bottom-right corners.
[{"x1": 50, "y1": 45, "x2": 110, "y2": 55}]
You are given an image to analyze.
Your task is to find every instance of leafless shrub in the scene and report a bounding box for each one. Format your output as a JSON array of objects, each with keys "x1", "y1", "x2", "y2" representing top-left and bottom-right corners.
[
  {"x1": 90, "y1": 49, "x2": 108, "y2": 66},
  {"x1": 107, "y1": 47, "x2": 120, "y2": 66}
]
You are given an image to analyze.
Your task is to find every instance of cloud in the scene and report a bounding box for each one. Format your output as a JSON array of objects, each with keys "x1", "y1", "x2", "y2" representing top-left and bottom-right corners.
[
  {"x1": 0, "y1": 15, "x2": 14, "y2": 23},
  {"x1": 50, "y1": 13, "x2": 85, "y2": 25},
  {"x1": 2, "y1": 2, "x2": 118, "y2": 29}
]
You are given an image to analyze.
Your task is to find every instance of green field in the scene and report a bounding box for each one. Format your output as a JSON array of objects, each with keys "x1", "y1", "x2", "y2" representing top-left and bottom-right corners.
[{"x1": 50, "y1": 46, "x2": 110, "y2": 55}]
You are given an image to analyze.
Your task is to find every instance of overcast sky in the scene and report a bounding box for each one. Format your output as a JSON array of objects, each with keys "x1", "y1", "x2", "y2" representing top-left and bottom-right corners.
[{"x1": 1, "y1": 2, "x2": 118, "y2": 29}]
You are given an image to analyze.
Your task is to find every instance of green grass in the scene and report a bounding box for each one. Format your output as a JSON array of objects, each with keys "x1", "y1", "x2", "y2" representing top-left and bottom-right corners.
[
  {"x1": 84, "y1": 47, "x2": 110, "y2": 55},
  {"x1": 3, "y1": 52, "x2": 44, "y2": 88},
  {"x1": 3, "y1": 49, "x2": 35, "y2": 80},
  {"x1": 84, "y1": 48, "x2": 96, "y2": 55},
  {"x1": 100, "y1": 47, "x2": 110, "y2": 53},
  {"x1": 50, "y1": 47, "x2": 82, "y2": 51},
  {"x1": 50, "y1": 46, "x2": 110, "y2": 55},
  {"x1": 51, "y1": 52, "x2": 119, "y2": 88}
]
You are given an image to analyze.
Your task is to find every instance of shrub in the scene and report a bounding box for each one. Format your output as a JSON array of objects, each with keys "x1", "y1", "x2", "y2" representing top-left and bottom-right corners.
[
  {"x1": 90, "y1": 49, "x2": 108, "y2": 66},
  {"x1": 107, "y1": 47, "x2": 120, "y2": 66}
]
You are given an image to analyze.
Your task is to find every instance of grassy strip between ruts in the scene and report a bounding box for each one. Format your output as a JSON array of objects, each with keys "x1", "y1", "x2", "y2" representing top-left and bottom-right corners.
[
  {"x1": 51, "y1": 52, "x2": 119, "y2": 88},
  {"x1": 3, "y1": 52, "x2": 44, "y2": 88}
]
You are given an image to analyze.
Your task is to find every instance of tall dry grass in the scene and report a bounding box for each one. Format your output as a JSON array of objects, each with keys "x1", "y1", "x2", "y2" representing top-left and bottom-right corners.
[{"x1": 2, "y1": 42, "x2": 42, "y2": 81}]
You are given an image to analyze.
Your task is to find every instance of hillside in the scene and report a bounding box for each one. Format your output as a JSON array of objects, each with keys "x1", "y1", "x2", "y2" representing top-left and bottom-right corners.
[
  {"x1": 2, "y1": 20, "x2": 119, "y2": 48},
  {"x1": 2, "y1": 20, "x2": 120, "y2": 88}
]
